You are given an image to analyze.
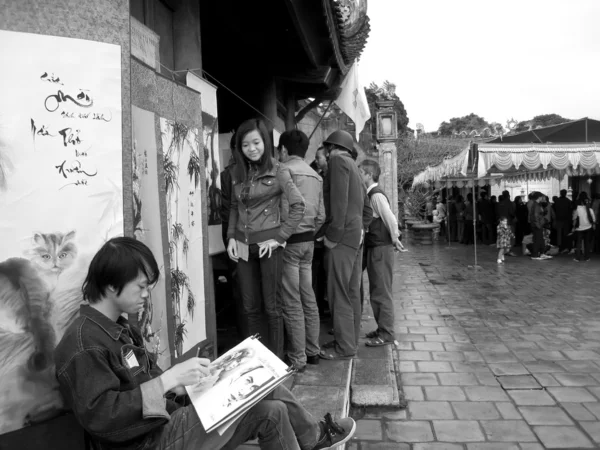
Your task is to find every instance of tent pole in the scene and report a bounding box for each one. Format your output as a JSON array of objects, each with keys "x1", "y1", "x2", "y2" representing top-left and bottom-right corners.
[{"x1": 473, "y1": 181, "x2": 478, "y2": 267}]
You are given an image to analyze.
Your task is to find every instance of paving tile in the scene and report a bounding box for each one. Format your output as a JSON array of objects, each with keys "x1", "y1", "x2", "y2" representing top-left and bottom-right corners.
[
  {"x1": 556, "y1": 361, "x2": 600, "y2": 373},
  {"x1": 355, "y1": 420, "x2": 383, "y2": 440},
  {"x1": 452, "y1": 401, "x2": 500, "y2": 419},
  {"x1": 409, "y1": 401, "x2": 454, "y2": 419},
  {"x1": 399, "y1": 361, "x2": 417, "y2": 372},
  {"x1": 480, "y1": 420, "x2": 537, "y2": 442},
  {"x1": 563, "y1": 350, "x2": 600, "y2": 360},
  {"x1": 465, "y1": 386, "x2": 510, "y2": 402},
  {"x1": 530, "y1": 373, "x2": 560, "y2": 387},
  {"x1": 433, "y1": 420, "x2": 485, "y2": 442},
  {"x1": 519, "y1": 445, "x2": 545, "y2": 450},
  {"x1": 553, "y1": 372, "x2": 598, "y2": 386},
  {"x1": 476, "y1": 372, "x2": 501, "y2": 386},
  {"x1": 547, "y1": 387, "x2": 598, "y2": 403},
  {"x1": 561, "y1": 402, "x2": 597, "y2": 421},
  {"x1": 507, "y1": 390, "x2": 556, "y2": 406},
  {"x1": 386, "y1": 421, "x2": 434, "y2": 442},
  {"x1": 580, "y1": 422, "x2": 600, "y2": 443},
  {"x1": 518, "y1": 406, "x2": 574, "y2": 425},
  {"x1": 403, "y1": 386, "x2": 425, "y2": 401},
  {"x1": 438, "y1": 372, "x2": 480, "y2": 386},
  {"x1": 399, "y1": 350, "x2": 433, "y2": 361},
  {"x1": 444, "y1": 343, "x2": 477, "y2": 352},
  {"x1": 495, "y1": 402, "x2": 522, "y2": 419},
  {"x1": 424, "y1": 386, "x2": 466, "y2": 401},
  {"x1": 414, "y1": 342, "x2": 446, "y2": 351},
  {"x1": 583, "y1": 402, "x2": 600, "y2": 420},
  {"x1": 361, "y1": 443, "x2": 410, "y2": 450},
  {"x1": 489, "y1": 363, "x2": 529, "y2": 376},
  {"x1": 497, "y1": 375, "x2": 542, "y2": 389},
  {"x1": 431, "y1": 351, "x2": 465, "y2": 362},
  {"x1": 426, "y1": 334, "x2": 455, "y2": 342},
  {"x1": 467, "y1": 444, "x2": 519, "y2": 450},
  {"x1": 402, "y1": 373, "x2": 439, "y2": 386},
  {"x1": 464, "y1": 352, "x2": 485, "y2": 362},
  {"x1": 523, "y1": 362, "x2": 564, "y2": 373},
  {"x1": 482, "y1": 352, "x2": 519, "y2": 363},
  {"x1": 414, "y1": 444, "x2": 463, "y2": 450},
  {"x1": 416, "y1": 361, "x2": 453, "y2": 372},
  {"x1": 531, "y1": 351, "x2": 567, "y2": 361},
  {"x1": 452, "y1": 362, "x2": 492, "y2": 373},
  {"x1": 382, "y1": 409, "x2": 408, "y2": 420},
  {"x1": 533, "y1": 426, "x2": 595, "y2": 448}
]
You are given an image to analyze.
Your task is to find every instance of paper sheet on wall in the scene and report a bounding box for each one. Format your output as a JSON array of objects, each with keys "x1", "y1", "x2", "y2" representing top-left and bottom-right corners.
[{"x1": 0, "y1": 30, "x2": 122, "y2": 434}]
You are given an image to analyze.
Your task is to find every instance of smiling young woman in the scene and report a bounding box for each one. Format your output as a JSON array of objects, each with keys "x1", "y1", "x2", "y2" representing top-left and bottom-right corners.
[{"x1": 226, "y1": 118, "x2": 306, "y2": 358}]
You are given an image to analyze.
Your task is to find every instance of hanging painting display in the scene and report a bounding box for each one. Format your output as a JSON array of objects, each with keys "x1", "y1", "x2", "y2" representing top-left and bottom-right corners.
[
  {"x1": 160, "y1": 118, "x2": 206, "y2": 357},
  {"x1": 0, "y1": 30, "x2": 122, "y2": 433},
  {"x1": 132, "y1": 105, "x2": 171, "y2": 368},
  {"x1": 186, "y1": 72, "x2": 224, "y2": 255}
]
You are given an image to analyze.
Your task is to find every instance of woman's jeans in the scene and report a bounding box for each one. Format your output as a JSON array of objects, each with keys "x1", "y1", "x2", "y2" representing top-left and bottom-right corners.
[
  {"x1": 575, "y1": 228, "x2": 593, "y2": 260},
  {"x1": 237, "y1": 244, "x2": 284, "y2": 358},
  {"x1": 155, "y1": 385, "x2": 320, "y2": 450}
]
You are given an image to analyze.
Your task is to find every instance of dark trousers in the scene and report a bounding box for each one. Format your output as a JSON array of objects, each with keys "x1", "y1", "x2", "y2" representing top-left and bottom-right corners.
[
  {"x1": 554, "y1": 221, "x2": 571, "y2": 251},
  {"x1": 463, "y1": 221, "x2": 474, "y2": 244},
  {"x1": 482, "y1": 222, "x2": 494, "y2": 245},
  {"x1": 326, "y1": 243, "x2": 362, "y2": 356},
  {"x1": 532, "y1": 228, "x2": 544, "y2": 257},
  {"x1": 366, "y1": 245, "x2": 395, "y2": 342},
  {"x1": 575, "y1": 228, "x2": 593, "y2": 260},
  {"x1": 237, "y1": 245, "x2": 284, "y2": 358},
  {"x1": 311, "y1": 244, "x2": 328, "y2": 316}
]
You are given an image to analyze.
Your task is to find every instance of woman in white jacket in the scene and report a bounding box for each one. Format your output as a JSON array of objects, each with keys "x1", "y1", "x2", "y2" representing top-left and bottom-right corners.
[{"x1": 572, "y1": 192, "x2": 596, "y2": 262}]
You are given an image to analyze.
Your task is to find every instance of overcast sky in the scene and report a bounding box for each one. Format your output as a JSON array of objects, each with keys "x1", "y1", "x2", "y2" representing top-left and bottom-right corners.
[{"x1": 358, "y1": 0, "x2": 600, "y2": 132}]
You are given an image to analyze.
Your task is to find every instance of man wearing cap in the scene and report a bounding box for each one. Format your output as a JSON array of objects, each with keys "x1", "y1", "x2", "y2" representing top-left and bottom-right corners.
[
  {"x1": 318, "y1": 130, "x2": 370, "y2": 360},
  {"x1": 278, "y1": 130, "x2": 325, "y2": 372}
]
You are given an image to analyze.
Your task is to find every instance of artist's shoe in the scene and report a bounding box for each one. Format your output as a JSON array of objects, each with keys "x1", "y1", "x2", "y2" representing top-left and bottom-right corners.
[
  {"x1": 311, "y1": 414, "x2": 356, "y2": 450},
  {"x1": 307, "y1": 354, "x2": 320, "y2": 365}
]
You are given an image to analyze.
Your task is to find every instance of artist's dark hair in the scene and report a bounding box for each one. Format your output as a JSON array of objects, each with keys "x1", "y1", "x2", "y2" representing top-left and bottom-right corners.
[
  {"x1": 577, "y1": 191, "x2": 590, "y2": 206},
  {"x1": 83, "y1": 237, "x2": 159, "y2": 304},
  {"x1": 359, "y1": 159, "x2": 381, "y2": 182},
  {"x1": 234, "y1": 118, "x2": 274, "y2": 181}
]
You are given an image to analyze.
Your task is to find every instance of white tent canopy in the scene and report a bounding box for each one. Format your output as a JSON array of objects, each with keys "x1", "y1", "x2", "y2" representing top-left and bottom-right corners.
[
  {"x1": 477, "y1": 142, "x2": 600, "y2": 179},
  {"x1": 412, "y1": 145, "x2": 470, "y2": 187}
]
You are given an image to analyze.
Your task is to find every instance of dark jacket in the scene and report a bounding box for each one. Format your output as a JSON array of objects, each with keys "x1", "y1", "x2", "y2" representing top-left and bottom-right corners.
[
  {"x1": 280, "y1": 155, "x2": 325, "y2": 243},
  {"x1": 220, "y1": 162, "x2": 236, "y2": 246},
  {"x1": 227, "y1": 159, "x2": 306, "y2": 245},
  {"x1": 54, "y1": 306, "x2": 175, "y2": 450},
  {"x1": 554, "y1": 196, "x2": 572, "y2": 222},
  {"x1": 477, "y1": 198, "x2": 495, "y2": 224},
  {"x1": 495, "y1": 198, "x2": 516, "y2": 223},
  {"x1": 323, "y1": 152, "x2": 370, "y2": 249},
  {"x1": 529, "y1": 201, "x2": 545, "y2": 230}
]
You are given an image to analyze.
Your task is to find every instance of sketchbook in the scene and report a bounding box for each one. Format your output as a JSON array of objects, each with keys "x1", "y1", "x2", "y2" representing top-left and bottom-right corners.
[{"x1": 185, "y1": 335, "x2": 294, "y2": 434}]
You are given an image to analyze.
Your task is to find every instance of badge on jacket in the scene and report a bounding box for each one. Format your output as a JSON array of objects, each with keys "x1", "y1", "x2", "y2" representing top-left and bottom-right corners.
[{"x1": 124, "y1": 350, "x2": 139, "y2": 368}]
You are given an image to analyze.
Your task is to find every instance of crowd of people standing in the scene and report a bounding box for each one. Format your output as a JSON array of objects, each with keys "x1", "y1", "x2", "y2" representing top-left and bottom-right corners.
[{"x1": 431, "y1": 188, "x2": 599, "y2": 263}]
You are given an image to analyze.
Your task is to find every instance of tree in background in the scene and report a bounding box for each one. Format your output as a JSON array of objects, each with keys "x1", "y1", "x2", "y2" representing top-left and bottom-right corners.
[
  {"x1": 397, "y1": 135, "x2": 470, "y2": 218},
  {"x1": 438, "y1": 113, "x2": 491, "y2": 137},
  {"x1": 513, "y1": 113, "x2": 571, "y2": 133}
]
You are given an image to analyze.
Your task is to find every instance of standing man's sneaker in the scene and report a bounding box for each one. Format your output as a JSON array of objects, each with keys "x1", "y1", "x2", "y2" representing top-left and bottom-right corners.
[
  {"x1": 311, "y1": 413, "x2": 356, "y2": 450},
  {"x1": 531, "y1": 256, "x2": 542, "y2": 260},
  {"x1": 540, "y1": 254, "x2": 553, "y2": 260},
  {"x1": 573, "y1": 258, "x2": 580, "y2": 262}
]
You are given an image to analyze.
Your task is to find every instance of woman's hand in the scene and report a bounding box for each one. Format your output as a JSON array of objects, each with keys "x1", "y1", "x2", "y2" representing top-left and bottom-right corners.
[
  {"x1": 227, "y1": 239, "x2": 239, "y2": 262},
  {"x1": 258, "y1": 239, "x2": 280, "y2": 258}
]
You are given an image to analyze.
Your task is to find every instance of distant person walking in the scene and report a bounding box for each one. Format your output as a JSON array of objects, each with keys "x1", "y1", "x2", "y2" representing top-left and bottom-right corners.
[{"x1": 572, "y1": 191, "x2": 596, "y2": 262}]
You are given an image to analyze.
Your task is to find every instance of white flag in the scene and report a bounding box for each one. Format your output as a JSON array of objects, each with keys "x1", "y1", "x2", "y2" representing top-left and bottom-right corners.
[{"x1": 334, "y1": 62, "x2": 371, "y2": 140}]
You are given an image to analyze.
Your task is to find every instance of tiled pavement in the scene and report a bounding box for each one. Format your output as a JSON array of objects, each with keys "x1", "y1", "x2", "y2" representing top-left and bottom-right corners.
[{"x1": 351, "y1": 242, "x2": 600, "y2": 450}]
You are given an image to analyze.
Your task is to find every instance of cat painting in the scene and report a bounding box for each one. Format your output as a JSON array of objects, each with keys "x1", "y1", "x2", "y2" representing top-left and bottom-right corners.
[
  {"x1": 25, "y1": 231, "x2": 78, "y2": 290},
  {"x1": 0, "y1": 231, "x2": 89, "y2": 434}
]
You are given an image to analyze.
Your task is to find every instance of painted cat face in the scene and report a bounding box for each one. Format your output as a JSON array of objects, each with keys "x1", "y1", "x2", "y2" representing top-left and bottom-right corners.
[{"x1": 29, "y1": 231, "x2": 78, "y2": 275}]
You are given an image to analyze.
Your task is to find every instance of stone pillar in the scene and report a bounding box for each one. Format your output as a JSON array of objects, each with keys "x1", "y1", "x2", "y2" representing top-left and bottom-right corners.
[
  {"x1": 375, "y1": 100, "x2": 399, "y2": 218},
  {"x1": 173, "y1": 0, "x2": 202, "y2": 72}
]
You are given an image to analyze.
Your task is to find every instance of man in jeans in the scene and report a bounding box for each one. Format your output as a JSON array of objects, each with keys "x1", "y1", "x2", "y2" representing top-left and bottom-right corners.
[
  {"x1": 358, "y1": 160, "x2": 400, "y2": 347},
  {"x1": 54, "y1": 237, "x2": 355, "y2": 450},
  {"x1": 278, "y1": 130, "x2": 325, "y2": 372}
]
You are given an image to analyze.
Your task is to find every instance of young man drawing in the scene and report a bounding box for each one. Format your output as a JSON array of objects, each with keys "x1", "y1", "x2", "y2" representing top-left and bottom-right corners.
[
  {"x1": 54, "y1": 237, "x2": 355, "y2": 450},
  {"x1": 358, "y1": 160, "x2": 400, "y2": 346}
]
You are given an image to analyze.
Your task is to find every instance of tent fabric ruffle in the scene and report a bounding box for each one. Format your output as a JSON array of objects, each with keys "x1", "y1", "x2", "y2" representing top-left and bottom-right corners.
[
  {"x1": 412, "y1": 145, "x2": 470, "y2": 187},
  {"x1": 477, "y1": 143, "x2": 600, "y2": 178}
]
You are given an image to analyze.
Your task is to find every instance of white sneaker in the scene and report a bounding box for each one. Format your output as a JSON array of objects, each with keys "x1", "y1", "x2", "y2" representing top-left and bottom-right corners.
[
  {"x1": 531, "y1": 256, "x2": 542, "y2": 260},
  {"x1": 539, "y1": 254, "x2": 552, "y2": 260},
  {"x1": 569, "y1": 249, "x2": 575, "y2": 255},
  {"x1": 497, "y1": 259, "x2": 503, "y2": 264},
  {"x1": 524, "y1": 249, "x2": 531, "y2": 256}
]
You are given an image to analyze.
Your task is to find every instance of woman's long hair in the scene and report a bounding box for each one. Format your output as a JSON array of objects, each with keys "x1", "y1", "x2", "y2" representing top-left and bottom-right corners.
[
  {"x1": 577, "y1": 191, "x2": 590, "y2": 206},
  {"x1": 233, "y1": 118, "x2": 273, "y2": 181}
]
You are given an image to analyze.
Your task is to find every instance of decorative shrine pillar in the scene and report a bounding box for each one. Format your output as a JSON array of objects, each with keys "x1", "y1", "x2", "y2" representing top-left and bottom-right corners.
[{"x1": 375, "y1": 100, "x2": 399, "y2": 218}]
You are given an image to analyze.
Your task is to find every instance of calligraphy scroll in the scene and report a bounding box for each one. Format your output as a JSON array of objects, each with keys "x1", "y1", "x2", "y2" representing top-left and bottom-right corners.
[
  {"x1": 160, "y1": 118, "x2": 206, "y2": 357},
  {"x1": 0, "y1": 30, "x2": 122, "y2": 433}
]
